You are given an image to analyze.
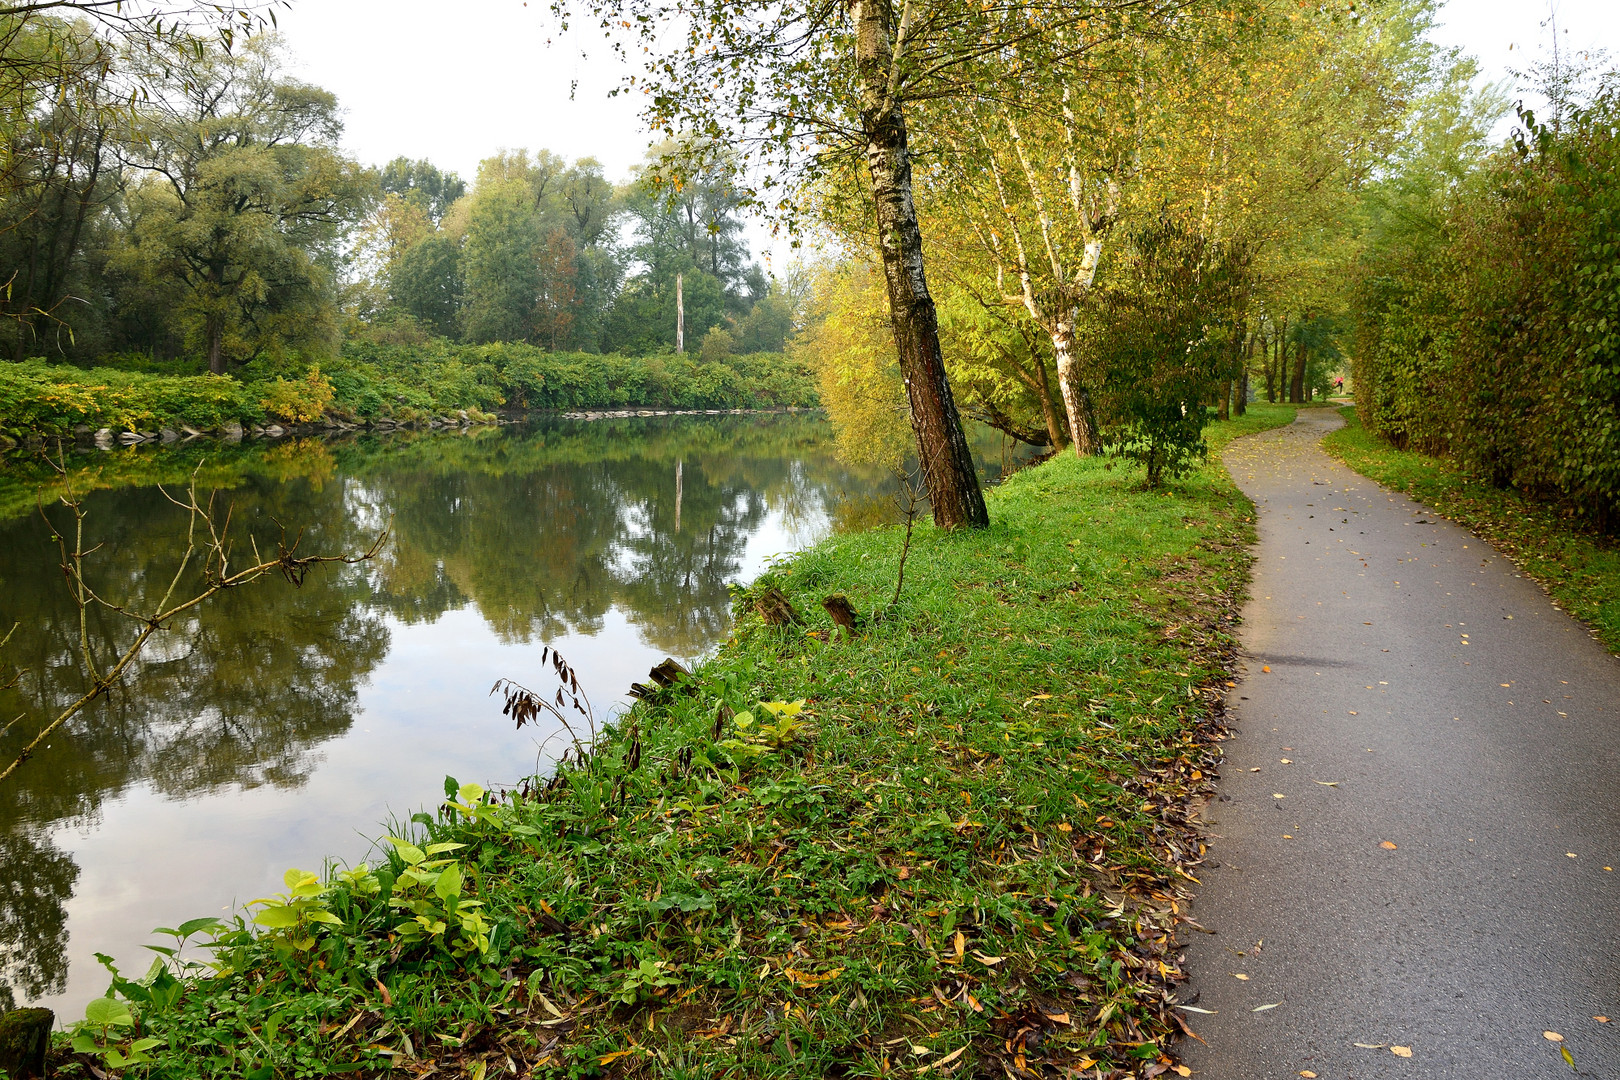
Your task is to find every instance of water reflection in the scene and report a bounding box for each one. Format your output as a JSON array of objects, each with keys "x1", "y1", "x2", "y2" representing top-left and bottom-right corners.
[{"x1": 0, "y1": 413, "x2": 1032, "y2": 1012}]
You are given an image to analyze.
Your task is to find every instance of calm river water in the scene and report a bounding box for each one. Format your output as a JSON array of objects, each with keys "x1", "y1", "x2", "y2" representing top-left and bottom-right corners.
[{"x1": 0, "y1": 413, "x2": 1029, "y2": 1018}]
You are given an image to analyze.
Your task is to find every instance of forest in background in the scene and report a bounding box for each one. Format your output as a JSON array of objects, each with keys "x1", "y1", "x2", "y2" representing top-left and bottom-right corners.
[
  {"x1": 9, "y1": 0, "x2": 1617, "y2": 530},
  {"x1": 0, "y1": 23, "x2": 811, "y2": 437}
]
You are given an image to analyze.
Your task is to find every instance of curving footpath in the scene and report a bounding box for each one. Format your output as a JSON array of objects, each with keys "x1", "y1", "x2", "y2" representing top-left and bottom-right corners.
[{"x1": 1177, "y1": 409, "x2": 1620, "y2": 1079}]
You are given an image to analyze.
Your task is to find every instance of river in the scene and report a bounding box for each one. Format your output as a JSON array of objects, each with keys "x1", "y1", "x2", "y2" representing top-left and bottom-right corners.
[{"x1": 0, "y1": 413, "x2": 1032, "y2": 1019}]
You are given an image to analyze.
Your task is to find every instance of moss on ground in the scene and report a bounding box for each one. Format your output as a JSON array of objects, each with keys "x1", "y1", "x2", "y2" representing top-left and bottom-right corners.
[{"x1": 49, "y1": 405, "x2": 1297, "y2": 1080}]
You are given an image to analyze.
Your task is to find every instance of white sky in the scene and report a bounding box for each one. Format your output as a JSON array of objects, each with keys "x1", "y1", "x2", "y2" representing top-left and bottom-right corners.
[{"x1": 272, "y1": 0, "x2": 1620, "y2": 261}]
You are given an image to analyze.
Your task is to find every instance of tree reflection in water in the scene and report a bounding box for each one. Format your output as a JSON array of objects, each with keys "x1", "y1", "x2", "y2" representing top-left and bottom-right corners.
[{"x1": 0, "y1": 413, "x2": 1031, "y2": 1009}]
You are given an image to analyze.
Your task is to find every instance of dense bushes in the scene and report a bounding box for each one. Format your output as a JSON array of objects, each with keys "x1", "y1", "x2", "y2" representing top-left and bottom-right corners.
[
  {"x1": 1354, "y1": 81, "x2": 1620, "y2": 526},
  {"x1": 0, "y1": 343, "x2": 819, "y2": 439}
]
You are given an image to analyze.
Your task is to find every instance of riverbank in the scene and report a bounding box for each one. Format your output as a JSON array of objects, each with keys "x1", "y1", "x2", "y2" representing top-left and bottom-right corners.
[
  {"x1": 0, "y1": 342, "x2": 819, "y2": 443},
  {"x1": 1322, "y1": 406, "x2": 1620, "y2": 651},
  {"x1": 46, "y1": 405, "x2": 1294, "y2": 1080}
]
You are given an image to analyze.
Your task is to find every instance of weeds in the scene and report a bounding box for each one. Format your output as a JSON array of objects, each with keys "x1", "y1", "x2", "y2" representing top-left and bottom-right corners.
[{"x1": 49, "y1": 406, "x2": 1297, "y2": 1080}]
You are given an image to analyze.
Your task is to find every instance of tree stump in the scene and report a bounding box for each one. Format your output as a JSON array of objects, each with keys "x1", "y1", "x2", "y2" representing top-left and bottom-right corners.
[
  {"x1": 753, "y1": 587, "x2": 804, "y2": 627},
  {"x1": 822, "y1": 594, "x2": 861, "y2": 637},
  {"x1": 0, "y1": 1007, "x2": 53, "y2": 1079},
  {"x1": 629, "y1": 657, "x2": 694, "y2": 700}
]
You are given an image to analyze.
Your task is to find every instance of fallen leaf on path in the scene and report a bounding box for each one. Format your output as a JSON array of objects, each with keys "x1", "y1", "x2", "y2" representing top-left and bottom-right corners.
[
  {"x1": 1273, "y1": 794, "x2": 1286, "y2": 799},
  {"x1": 1173, "y1": 1067, "x2": 1192, "y2": 1078},
  {"x1": 1253, "y1": 1003, "x2": 1281, "y2": 1012},
  {"x1": 1381, "y1": 841, "x2": 1398, "y2": 850},
  {"x1": 1262, "y1": 666, "x2": 1271, "y2": 673},
  {"x1": 1563, "y1": 1045, "x2": 1577, "y2": 1068},
  {"x1": 1250, "y1": 767, "x2": 1262, "y2": 772},
  {"x1": 1280, "y1": 758, "x2": 1292, "y2": 763},
  {"x1": 598, "y1": 1050, "x2": 636, "y2": 1065},
  {"x1": 1176, "y1": 1006, "x2": 1217, "y2": 1014},
  {"x1": 1301, "y1": 1072, "x2": 1318, "y2": 1078},
  {"x1": 1391, "y1": 1046, "x2": 1412, "y2": 1057},
  {"x1": 1354, "y1": 1043, "x2": 1387, "y2": 1049},
  {"x1": 1283, "y1": 834, "x2": 1294, "y2": 838},
  {"x1": 1595, "y1": 1016, "x2": 1610, "y2": 1023},
  {"x1": 1544, "y1": 1032, "x2": 1564, "y2": 1042},
  {"x1": 1567, "y1": 853, "x2": 1578, "y2": 858},
  {"x1": 1233, "y1": 973, "x2": 1249, "y2": 980},
  {"x1": 1348, "y1": 711, "x2": 1358, "y2": 715},
  {"x1": 1314, "y1": 781, "x2": 1340, "y2": 787}
]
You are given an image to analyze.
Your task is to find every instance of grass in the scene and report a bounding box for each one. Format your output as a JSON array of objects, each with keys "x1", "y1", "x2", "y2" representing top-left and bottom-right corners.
[
  {"x1": 48, "y1": 405, "x2": 1296, "y2": 1080},
  {"x1": 1322, "y1": 406, "x2": 1620, "y2": 652}
]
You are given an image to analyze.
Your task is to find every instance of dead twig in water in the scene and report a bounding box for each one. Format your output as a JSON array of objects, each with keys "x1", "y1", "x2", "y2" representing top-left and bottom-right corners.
[{"x1": 0, "y1": 459, "x2": 389, "y2": 786}]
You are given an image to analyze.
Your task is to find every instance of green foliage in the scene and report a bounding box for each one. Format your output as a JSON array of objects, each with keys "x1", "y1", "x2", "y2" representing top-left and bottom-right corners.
[
  {"x1": 113, "y1": 37, "x2": 371, "y2": 372},
  {"x1": 384, "y1": 838, "x2": 492, "y2": 959},
  {"x1": 459, "y1": 179, "x2": 545, "y2": 344},
  {"x1": 0, "y1": 343, "x2": 819, "y2": 438},
  {"x1": 0, "y1": 360, "x2": 254, "y2": 437},
  {"x1": 390, "y1": 235, "x2": 463, "y2": 337},
  {"x1": 1087, "y1": 220, "x2": 1252, "y2": 486},
  {"x1": 65, "y1": 406, "x2": 1296, "y2": 1079},
  {"x1": 1355, "y1": 74, "x2": 1620, "y2": 526}
]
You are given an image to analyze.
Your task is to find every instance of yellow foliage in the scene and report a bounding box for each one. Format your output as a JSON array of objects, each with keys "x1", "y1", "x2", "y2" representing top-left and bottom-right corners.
[
  {"x1": 791, "y1": 261, "x2": 910, "y2": 470},
  {"x1": 259, "y1": 368, "x2": 336, "y2": 424}
]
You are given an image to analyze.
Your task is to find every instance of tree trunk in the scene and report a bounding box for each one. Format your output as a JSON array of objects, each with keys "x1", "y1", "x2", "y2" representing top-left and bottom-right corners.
[
  {"x1": 854, "y1": 0, "x2": 988, "y2": 529},
  {"x1": 207, "y1": 314, "x2": 226, "y2": 375},
  {"x1": 1051, "y1": 313, "x2": 1100, "y2": 455},
  {"x1": 1031, "y1": 351, "x2": 1067, "y2": 451},
  {"x1": 1290, "y1": 338, "x2": 1306, "y2": 404},
  {"x1": 1237, "y1": 366, "x2": 1249, "y2": 416}
]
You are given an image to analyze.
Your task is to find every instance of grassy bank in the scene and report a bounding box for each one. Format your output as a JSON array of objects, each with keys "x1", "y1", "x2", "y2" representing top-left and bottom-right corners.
[
  {"x1": 1323, "y1": 406, "x2": 1620, "y2": 651},
  {"x1": 0, "y1": 343, "x2": 818, "y2": 441},
  {"x1": 48, "y1": 406, "x2": 1294, "y2": 1080}
]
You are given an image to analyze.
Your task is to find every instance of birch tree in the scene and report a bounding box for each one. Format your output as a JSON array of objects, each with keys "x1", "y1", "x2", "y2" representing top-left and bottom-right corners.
[{"x1": 549, "y1": 0, "x2": 1180, "y2": 525}]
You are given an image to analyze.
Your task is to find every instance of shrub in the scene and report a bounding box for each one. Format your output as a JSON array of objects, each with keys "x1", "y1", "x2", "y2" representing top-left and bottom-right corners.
[
  {"x1": 258, "y1": 368, "x2": 336, "y2": 424},
  {"x1": 1355, "y1": 83, "x2": 1620, "y2": 527}
]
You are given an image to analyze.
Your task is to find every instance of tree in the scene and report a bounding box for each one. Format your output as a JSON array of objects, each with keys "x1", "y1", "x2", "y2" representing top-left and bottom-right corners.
[
  {"x1": 114, "y1": 36, "x2": 371, "y2": 372},
  {"x1": 379, "y1": 156, "x2": 466, "y2": 223},
  {"x1": 554, "y1": 0, "x2": 1132, "y2": 525},
  {"x1": 0, "y1": 17, "x2": 119, "y2": 360},
  {"x1": 390, "y1": 233, "x2": 461, "y2": 337},
  {"x1": 457, "y1": 177, "x2": 542, "y2": 343},
  {"x1": 1085, "y1": 218, "x2": 1251, "y2": 486}
]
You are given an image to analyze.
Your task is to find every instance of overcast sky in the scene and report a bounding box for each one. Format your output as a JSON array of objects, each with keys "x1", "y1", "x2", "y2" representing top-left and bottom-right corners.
[{"x1": 273, "y1": 0, "x2": 1619, "y2": 263}]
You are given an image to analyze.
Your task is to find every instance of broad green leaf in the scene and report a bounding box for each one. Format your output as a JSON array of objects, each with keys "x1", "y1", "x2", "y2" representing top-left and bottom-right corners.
[
  {"x1": 84, "y1": 997, "x2": 133, "y2": 1028},
  {"x1": 283, "y1": 868, "x2": 319, "y2": 889},
  {"x1": 386, "y1": 837, "x2": 425, "y2": 865},
  {"x1": 175, "y1": 916, "x2": 225, "y2": 937},
  {"x1": 435, "y1": 862, "x2": 463, "y2": 901},
  {"x1": 304, "y1": 909, "x2": 343, "y2": 925},
  {"x1": 252, "y1": 906, "x2": 301, "y2": 929}
]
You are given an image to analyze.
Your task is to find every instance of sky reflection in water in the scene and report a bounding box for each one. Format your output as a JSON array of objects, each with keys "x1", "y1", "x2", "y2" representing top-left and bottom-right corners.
[{"x1": 0, "y1": 413, "x2": 1032, "y2": 1016}]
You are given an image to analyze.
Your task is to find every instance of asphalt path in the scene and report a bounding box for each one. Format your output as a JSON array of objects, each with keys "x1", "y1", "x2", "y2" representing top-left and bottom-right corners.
[{"x1": 1177, "y1": 409, "x2": 1620, "y2": 1079}]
